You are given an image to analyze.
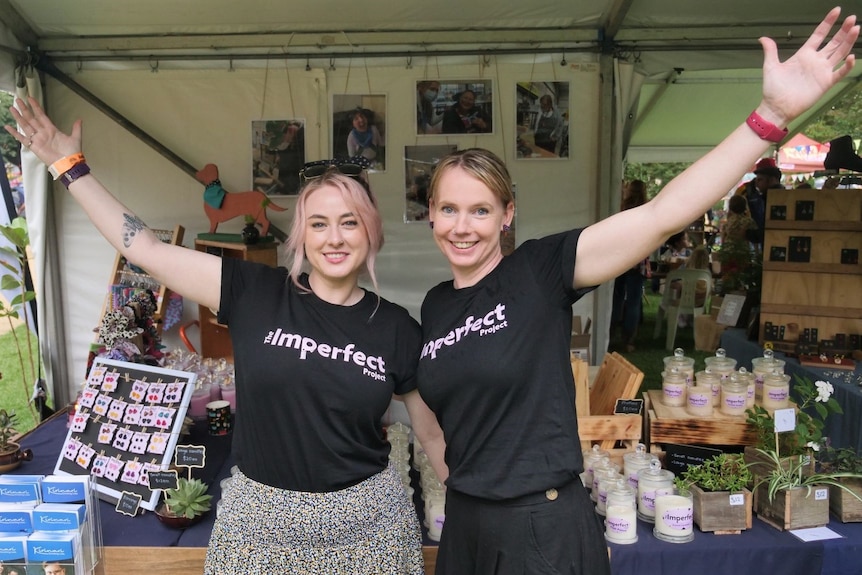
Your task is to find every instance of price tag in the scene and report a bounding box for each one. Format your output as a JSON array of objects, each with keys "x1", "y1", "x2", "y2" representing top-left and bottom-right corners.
[
  {"x1": 148, "y1": 470, "x2": 179, "y2": 491},
  {"x1": 773, "y1": 408, "x2": 797, "y2": 433},
  {"x1": 174, "y1": 444, "x2": 206, "y2": 469},
  {"x1": 115, "y1": 491, "x2": 142, "y2": 517},
  {"x1": 815, "y1": 488, "x2": 828, "y2": 501},
  {"x1": 728, "y1": 493, "x2": 745, "y2": 506}
]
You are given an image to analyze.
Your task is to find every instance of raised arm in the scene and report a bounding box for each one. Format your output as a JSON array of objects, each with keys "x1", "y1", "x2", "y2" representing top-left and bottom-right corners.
[
  {"x1": 5, "y1": 97, "x2": 222, "y2": 311},
  {"x1": 574, "y1": 7, "x2": 858, "y2": 289}
]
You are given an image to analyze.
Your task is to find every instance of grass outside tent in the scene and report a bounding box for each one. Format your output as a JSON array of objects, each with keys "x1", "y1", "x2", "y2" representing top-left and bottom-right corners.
[{"x1": 0, "y1": 325, "x2": 42, "y2": 435}]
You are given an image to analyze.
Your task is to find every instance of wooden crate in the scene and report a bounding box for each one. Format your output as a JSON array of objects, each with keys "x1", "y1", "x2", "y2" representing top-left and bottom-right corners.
[
  {"x1": 690, "y1": 485, "x2": 752, "y2": 534},
  {"x1": 830, "y1": 477, "x2": 862, "y2": 523},
  {"x1": 754, "y1": 483, "x2": 829, "y2": 531},
  {"x1": 643, "y1": 390, "x2": 757, "y2": 452},
  {"x1": 760, "y1": 188, "x2": 862, "y2": 349}
]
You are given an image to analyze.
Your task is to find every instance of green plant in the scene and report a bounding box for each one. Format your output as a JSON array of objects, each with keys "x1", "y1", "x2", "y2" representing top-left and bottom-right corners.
[
  {"x1": 746, "y1": 374, "x2": 842, "y2": 456},
  {"x1": 0, "y1": 217, "x2": 39, "y2": 421},
  {"x1": 0, "y1": 408, "x2": 19, "y2": 452},
  {"x1": 675, "y1": 453, "x2": 753, "y2": 495},
  {"x1": 163, "y1": 477, "x2": 213, "y2": 519},
  {"x1": 820, "y1": 445, "x2": 862, "y2": 475},
  {"x1": 752, "y1": 447, "x2": 862, "y2": 503}
]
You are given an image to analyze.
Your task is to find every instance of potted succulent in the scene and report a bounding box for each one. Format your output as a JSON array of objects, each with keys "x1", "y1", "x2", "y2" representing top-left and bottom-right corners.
[
  {"x1": 0, "y1": 408, "x2": 33, "y2": 472},
  {"x1": 154, "y1": 477, "x2": 213, "y2": 528},
  {"x1": 675, "y1": 453, "x2": 753, "y2": 533}
]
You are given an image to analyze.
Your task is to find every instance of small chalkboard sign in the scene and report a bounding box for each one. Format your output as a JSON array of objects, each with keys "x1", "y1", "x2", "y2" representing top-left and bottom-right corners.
[
  {"x1": 664, "y1": 443, "x2": 723, "y2": 476},
  {"x1": 614, "y1": 398, "x2": 643, "y2": 415},
  {"x1": 148, "y1": 470, "x2": 179, "y2": 491},
  {"x1": 174, "y1": 445, "x2": 206, "y2": 469},
  {"x1": 116, "y1": 491, "x2": 142, "y2": 517}
]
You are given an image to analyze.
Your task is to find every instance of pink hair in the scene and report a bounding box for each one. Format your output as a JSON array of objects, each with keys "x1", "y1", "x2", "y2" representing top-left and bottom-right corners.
[{"x1": 286, "y1": 172, "x2": 383, "y2": 293}]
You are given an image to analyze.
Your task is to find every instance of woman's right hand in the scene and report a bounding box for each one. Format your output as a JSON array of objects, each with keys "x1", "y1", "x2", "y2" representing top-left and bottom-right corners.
[{"x1": 4, "y1": 96, "x2": 83, "y2": 168}]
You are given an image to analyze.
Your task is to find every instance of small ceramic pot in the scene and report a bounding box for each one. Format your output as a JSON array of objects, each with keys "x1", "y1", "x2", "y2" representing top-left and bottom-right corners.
[{"x1": 0, "y1": 442, "x2": 33, "y2": 473}]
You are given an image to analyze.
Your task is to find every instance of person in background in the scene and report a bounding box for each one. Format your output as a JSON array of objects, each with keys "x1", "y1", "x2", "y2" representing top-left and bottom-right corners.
[
  {"x1": 532, "y1": 94, "x2": 564, "y2": 154},
  {"x1": 721, "y1": 194, "x2": 759, "y2": 246},
  {"x1": 346, "y1": 108, "x2": 382, "y2": 164},
  {"x1": 735, "y1": 156, "x2": 782, "y2": 244},
  {"x1": 442, "y1": 89, "x2": 491, "y2": 134},
  {"x1": 6, "y1": 100, "x2": 447, "y2": 574},
  {"x1": 416, "y1": 10, "x2": 857, "y2": 574},
  {"x1": 41, "y1": 563, "x2": 64, "y2": 575},
  {"x1": 612, "y1": 179, "x2": 649, "y2": 352},
  {"x1": 417, "y1": 80, "x2": 444, "y2": 134}
]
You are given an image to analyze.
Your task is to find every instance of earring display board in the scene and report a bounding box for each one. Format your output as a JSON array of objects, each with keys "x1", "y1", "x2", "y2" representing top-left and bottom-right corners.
[{"x1": 53, "y1": 358, "x2": 197, "y2": 511}]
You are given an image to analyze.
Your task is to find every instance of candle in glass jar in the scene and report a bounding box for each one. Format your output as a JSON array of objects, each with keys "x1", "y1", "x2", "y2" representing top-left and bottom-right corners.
[
  {"x1": 720, "y1": 379, "x2": 747, "y2": 416},
  {"x1": 661, "y1": 368, "x2": 687, "y2": 407},
  {"x1": 761, "y1": 371, "x2": 790, "y2": 411},
  {"x1": 605, "y1": 480, "x2": 638, "y2": 544},
  {"x1": 704, "y1": 348, "x2": 737, "y2": 381},
  {"x1": 663, "y1": 348, "x2": 695, "y2": 387},
  {"x1": 751, "y1": 348, "x2": 785, "y2": 401},
  {"x1": 686, "y1": 385, "x2": 713, "y2": 417},
  {"x1": 636, "y1": 459, "x2": 675, "y2": 523},
  {"x1": 653, "y1": 492, "x2": 694, "y2": 543}
]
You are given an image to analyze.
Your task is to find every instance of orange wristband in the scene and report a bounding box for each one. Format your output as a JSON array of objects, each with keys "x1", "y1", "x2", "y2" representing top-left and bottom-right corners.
[{"x1": 48, "y1": 153, "x2": 86, "y2": 180}]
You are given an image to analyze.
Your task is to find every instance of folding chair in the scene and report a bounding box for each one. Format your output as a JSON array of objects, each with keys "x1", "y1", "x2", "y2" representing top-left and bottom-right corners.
[{"x1": 653, "y1": 268, "x2": 713, "y2": 350}]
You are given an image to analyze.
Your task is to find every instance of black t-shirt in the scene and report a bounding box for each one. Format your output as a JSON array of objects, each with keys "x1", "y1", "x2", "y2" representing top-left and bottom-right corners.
[
  {"x1": 417, "y1": 230, "x2": 594, "y2": 499},
  {"x1": 218, "y1": 259, "x2": 421, "y2": 492}
]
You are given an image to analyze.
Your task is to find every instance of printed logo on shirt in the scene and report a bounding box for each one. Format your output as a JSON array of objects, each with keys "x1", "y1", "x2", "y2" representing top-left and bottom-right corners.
[
  {"x1": 264, "y1": 328, "x2": 387, "y2": 382},
  {"x1": 420, "y1": 303, "x2": 508, "y2": 360}
]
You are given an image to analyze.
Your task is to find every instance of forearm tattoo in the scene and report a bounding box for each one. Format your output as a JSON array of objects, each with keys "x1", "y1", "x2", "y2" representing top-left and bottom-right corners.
[{"x1": 122, "y1": 213, "x2": 148, "y2": 248}]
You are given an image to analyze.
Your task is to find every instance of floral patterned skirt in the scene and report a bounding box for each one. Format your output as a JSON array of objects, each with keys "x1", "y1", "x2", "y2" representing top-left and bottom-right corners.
[{"x1": 204, "y1": 463, "x2": 423, "y2": 575}]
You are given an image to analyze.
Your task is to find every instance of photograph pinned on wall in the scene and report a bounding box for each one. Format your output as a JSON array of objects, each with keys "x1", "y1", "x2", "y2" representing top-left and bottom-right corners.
[
  {"x1": 416, "y1": 80, "x2": 493, "y2": 135},
  {"x1": 515, "y1": 82, "x2": 570, "y2": 159},
  {"x1": 251, "y1": 119, "x2": 306, "y2": 196},
  {"x1": 404, "y1": 144, "x2": 457, "y2": 223},
  {"x1": 332, "y1": 94, "x2": 387, "y2": 171}
]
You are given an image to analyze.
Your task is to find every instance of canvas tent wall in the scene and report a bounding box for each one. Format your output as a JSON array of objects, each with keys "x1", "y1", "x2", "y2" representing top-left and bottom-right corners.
[{"x1": 0, "y1": 0, "x2": 859, "y2": 403}]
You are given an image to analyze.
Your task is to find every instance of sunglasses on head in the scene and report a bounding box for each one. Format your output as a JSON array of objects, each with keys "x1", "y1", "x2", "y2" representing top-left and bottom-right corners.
[{"x1": 299, "y1": 157, "x2": 370, "y2": 182}]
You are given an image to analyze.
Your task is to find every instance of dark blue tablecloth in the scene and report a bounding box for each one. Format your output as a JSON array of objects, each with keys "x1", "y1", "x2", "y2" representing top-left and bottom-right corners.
[
  {"x1": 14, "y1": 412, "x2": 228, "y2": 547},
  {"x1": 720, "y1": 328, "x2": 862, "y2": 453},
  {"x1": 11, "y1": 407, "x2": 862, "y2": 575}
]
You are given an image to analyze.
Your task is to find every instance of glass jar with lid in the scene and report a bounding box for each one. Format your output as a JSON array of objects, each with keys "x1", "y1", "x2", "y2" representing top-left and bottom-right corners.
[
  {"x1": 695, "y1": 368, "x2": 721, "y2": 407},
  {"x1": 720, "y1": 375, "x2": 748, "y2": 416},
  {"x1": 605, "y1": 479, "x2": 638, "y2": 544},
  {"x1": 581, "y1": 445, "x2": 610, "y2": 492},
  {"x1": 637, "y1": 459, "x2": 675, "y2": 523},
  {"x1": 761, "y1": 370, "x2": 791, "y2": 411},
  {"x1": 623, "y1": 443, "x2": 654, "y2": 490},
  {"x1": 751, "y1": 348, "x2": 785, "y2": 401},
  {"x1": 595, "y1": 464, "x2": 623, "y2": 516},
  {"x1": 591, "y1": 457, "x2": 616, "y2": 503},
  {"x1": 686, "y1": 378, "x2": 714, "y2": 416},
  {"x1": 734, "y1": 367, "x2": 756, "y2": 408},
  {"x1": 663, "y1": 347, "x2": 695, "y2": 387},
  {"x1": 704, "y1": 348, "x2": 737, "y2": 381},
  {"x1": 661, "y1": 367, "x2": 687, "y2": 407}
]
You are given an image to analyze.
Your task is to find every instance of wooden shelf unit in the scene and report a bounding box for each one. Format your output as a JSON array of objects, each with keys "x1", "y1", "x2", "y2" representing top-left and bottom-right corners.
[
  {"x1": 760, "y1": 188, "x2": 862, "y2": 348},
  {"x1": 100, "y1": 225, "x2": 185, "y2": 334},
  {"x1": 193, "y1": 238, "x2": 279, "y2": 359}
]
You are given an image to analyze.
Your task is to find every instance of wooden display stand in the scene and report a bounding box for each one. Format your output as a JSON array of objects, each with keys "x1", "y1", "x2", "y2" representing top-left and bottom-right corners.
[
  {"x1": 643, "y1": 389, "x2": 757, "y2": 452},
  {"x1": 194, "y1": 236, "x2": 279, "y2": 359},
  {"x1": 100, "y1": 225, "x2": 185, "y2": 334},
  {"x1": 760, "y1": 188, "x2": 862, "y2": 352}
]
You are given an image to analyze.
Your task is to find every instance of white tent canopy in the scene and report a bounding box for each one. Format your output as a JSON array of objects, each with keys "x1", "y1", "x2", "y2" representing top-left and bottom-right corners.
[{"x1": 0, "y1": 0, "x2": 859, "y2": 403}]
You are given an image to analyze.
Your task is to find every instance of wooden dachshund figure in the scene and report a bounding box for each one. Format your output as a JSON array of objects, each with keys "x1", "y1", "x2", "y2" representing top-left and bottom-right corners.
[{"x1": 194, "y1": 163, "x2": 287, "y2": 236}]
